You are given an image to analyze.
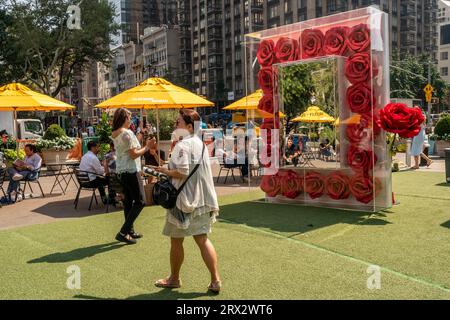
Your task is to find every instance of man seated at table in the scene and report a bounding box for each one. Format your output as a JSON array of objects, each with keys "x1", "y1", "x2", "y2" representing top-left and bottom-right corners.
[
  {"x1": 319, "y1": 138, "x2": 333, "y2": 160},
  {"x1": 80, "y1": 141, "x2": 108, "y2": 204},
  {"x1": 7, "y1": 144, "x2": 42, "y2": 201},
  {"x1": 284, "y1": 136, "x2": 301, "y2": 167}
]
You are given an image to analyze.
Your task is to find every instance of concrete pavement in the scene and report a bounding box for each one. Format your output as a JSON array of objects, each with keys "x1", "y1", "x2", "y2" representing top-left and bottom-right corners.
[{"x1": 0, "y1": 164, "x2": 261, "y2": 231}]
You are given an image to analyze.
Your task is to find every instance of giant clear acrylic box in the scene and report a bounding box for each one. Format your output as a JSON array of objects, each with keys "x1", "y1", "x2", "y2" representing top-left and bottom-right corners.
[{"x1": 244, "y1": 6, "x2": 392, "y2": 212}]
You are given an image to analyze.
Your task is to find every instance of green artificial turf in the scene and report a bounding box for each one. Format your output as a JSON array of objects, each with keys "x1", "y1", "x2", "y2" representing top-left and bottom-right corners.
[{"x1": 0, "y1": 171, "x2": 449, "y2": 299}]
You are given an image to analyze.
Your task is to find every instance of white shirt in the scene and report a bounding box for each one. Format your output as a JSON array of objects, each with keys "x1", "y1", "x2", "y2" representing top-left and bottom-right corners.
[
  {"x1": 111, "y1": 129, "x2": 142, "y2": 173},
  {"x1": 169, "y1": 135, "x2": 219, "y2": 215},
  {"x1": 80, "y1": 151, "x2": 105, "y2": 181}
]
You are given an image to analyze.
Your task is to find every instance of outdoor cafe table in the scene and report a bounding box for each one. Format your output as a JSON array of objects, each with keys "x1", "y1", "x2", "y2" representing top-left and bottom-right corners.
[{"x1": 45, "y1": 160, "x2": 80, "y2": 195}]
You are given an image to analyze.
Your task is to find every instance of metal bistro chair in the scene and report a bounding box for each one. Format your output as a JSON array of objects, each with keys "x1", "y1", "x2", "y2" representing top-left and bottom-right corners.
[
  {"x1": 0, "y1": 166, "x2": 7, "y2": 199},
  {"x1": 17, "y1": 167, "x2": 45, "y2": 200},
  {"x1": 105, "y1": 173, "x2": 124, "y2": 213},
  {"x1": 74, "y1": 168, "x2": 107, "y2": 211}
]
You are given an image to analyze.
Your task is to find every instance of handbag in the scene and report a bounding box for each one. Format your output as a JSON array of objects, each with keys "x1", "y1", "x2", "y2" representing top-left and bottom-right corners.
[{"x1": 152, "y1": 143, "x2": 205, "y2": 209}]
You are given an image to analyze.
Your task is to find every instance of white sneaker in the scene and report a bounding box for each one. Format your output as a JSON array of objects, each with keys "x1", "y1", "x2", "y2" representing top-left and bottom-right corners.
[
  {"x1": 16, "y1": 194, "x2": 23, "y2": 202},
  {"x1": 12, "y1": 173, "x2": 23, "y2": 181}
]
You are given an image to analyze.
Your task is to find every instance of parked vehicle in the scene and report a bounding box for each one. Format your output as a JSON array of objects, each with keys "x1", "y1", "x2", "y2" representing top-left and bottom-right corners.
[{"x1": 0, "y1": 112, "x2": 44, "y2": 139}]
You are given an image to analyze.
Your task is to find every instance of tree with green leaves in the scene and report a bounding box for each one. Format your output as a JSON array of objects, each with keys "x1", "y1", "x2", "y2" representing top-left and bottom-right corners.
[
  {"x1": 390, "y1": 51, "x2": 448, "y2": 110},
  {"x1": 0, "y1": 0, "x2": 118, "y2": 97},
  {"x1": 279, "y1": 64, "x2": 315, "y2": 118}
]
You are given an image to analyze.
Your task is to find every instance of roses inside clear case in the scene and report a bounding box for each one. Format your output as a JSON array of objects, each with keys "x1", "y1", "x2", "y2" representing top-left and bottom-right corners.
[{"x1": 246, "y1": 7, "x2": 392, "y2": 212}]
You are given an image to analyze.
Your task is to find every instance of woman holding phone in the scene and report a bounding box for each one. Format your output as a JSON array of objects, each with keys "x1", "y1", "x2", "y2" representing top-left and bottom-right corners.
[{"x1": 111, "y1": 108, "x2": 152, "y2": 244}]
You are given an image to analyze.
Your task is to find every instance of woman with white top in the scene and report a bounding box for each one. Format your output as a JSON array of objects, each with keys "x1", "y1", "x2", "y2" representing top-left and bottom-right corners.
[
  {"x1": 411, "y1": 123, "x2": 433, "y2": 169},
  {"x1": 111, "y1": 108, "x2": 152, "y2": 245},
  {"x1": 153, "y1": 109, "x2": 221, "y2": 293}
]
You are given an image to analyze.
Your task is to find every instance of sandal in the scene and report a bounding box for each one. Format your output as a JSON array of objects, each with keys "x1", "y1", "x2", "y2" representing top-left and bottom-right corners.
[
  {"x1": 155, "y1": 277, "x2": 181, "y2": 289},
  {"x1": 208, "y1": 280, "x2": 222, "y2": 293}
]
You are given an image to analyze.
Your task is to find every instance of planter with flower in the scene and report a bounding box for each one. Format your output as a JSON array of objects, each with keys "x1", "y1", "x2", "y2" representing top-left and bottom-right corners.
[
  {"x1": 250, "y1": 7, "x2": 396, "y2": 212},
  {"x1": 430, "y1": 116, "x2": 450, "y2": 157},
  {"x1": 35, "y1": 124, "x2": 76, "y2": 169},
  {"x1": 1, "y1": 149, "x2": 26, "y2": 168}
]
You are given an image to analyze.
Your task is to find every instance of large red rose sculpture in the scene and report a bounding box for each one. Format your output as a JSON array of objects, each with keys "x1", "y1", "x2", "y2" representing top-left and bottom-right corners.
[
  {"x1": 377, "y1": 103, "x2": 425, "y2": 138},
  {"x1": 255, "y1": 14, "x2": 390, "y2": 210},
  {"x1": 300, "y1": 29, "x2": 324, "y2": 59},
  {"x1": 275, "y1": 37, "x2": 299, "y2": 62}
]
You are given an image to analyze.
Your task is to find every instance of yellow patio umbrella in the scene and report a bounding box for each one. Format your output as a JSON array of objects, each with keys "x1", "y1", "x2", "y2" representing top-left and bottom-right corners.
[
  {"x1": 0, "y1": 82, "x2": 74, "y2": 137},
  {"x1": 223, "y1": 89, "x2": 285, "y2": 118},
  {"x1": 223, "y1": 89, "x2": 263, "y2": 110},
  {"x1": 96, "y1": 77, "x2": 214, "y2": 109},
  {"x1": 96, "y1": 77, "x2": 214, "y2": 156},
  {"x1": 292, "y1": 106, "x2": 335, "y2": 123}
]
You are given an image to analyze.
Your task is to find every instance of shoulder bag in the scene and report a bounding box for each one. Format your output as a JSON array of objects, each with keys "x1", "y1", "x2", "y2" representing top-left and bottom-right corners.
[{"x1": 152, "y1": 143, "x2": 205, "y2": 209}]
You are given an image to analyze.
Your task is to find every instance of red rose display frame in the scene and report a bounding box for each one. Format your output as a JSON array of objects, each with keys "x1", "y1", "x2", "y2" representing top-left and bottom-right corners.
[{"x1": 246, "y1": 7, "x2": 392, "y2": 212}]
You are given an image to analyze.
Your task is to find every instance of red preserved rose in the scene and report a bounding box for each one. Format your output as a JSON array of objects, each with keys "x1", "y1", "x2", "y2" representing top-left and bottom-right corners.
[
  {"x1": 258, "y1": 94, "x2": 274, "y2": 114},
  {"x1": 323, "y1": 26, "x2": 349, "y2": 56},
  {"x1": 345, "y1": 52, "x2": 378, "y2": 84},
  {"x1": 275, "y1": 37, "x2": 299, "y2": 62},
  {"x1": 365, "y1": 113, "x2": 381, "y2": 137},
  {"x1": 348, "y1": 24, "x2": 370, "y2": 53},
  {"x1": 257, "y1": 39, "x2": 276, "y2": 67},
  {"x1": 258, "y1": 67, "x2": 273, "y2": 95},
  {"x1": 377, "y1": 103, "x2": 425, "y2": 138},
  {"x1": 304, "y1": 171, "x2": 325, "y2": 199},
  {"x1": 345, "y1": 113, "x2": 380, "y2": 144},
  {"x1": 260, "y1": 174, "x2": 280, "y2": 197},
  {"x1": 279, "y1": 170, "x2": 301, "y2": 199},
  {"x1": 325, "y1": 172, "x2": 351, "y2": 200},
  {"x1": 346, "y1": 83, "x2": 375, "y2": 115},
  {"x1": 349, "y1": 174, "x2": 382, "y2": 204},
  {"x1": 347, "y1": 146, "x2": 377, "y2": 172},
  {"x1": 300, "y1": 29, "x2": 324, "y2": 59}
]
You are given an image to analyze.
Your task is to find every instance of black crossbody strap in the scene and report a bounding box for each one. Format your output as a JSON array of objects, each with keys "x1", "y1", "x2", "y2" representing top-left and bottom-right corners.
[{"x1": 176, "y1": 143, "x2": 205, "y2": 195}]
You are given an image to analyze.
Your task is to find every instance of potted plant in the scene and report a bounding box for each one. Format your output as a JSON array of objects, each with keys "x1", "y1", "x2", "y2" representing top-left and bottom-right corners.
[
  {"x1": 95, "y1": 112, "x2": 113, "y2": 161},
  {"x1": 431, "y1": 116, "x2": 450, "y2": 157},
  {"x1": 146, "y1": 110, "x2": 179, "y2": 157},
  {"x1": 1, "y1": 149, "x2": 25, "y2": 168},
  {"x1": 35, "y1": 124, "x2": 76, "y2": 167}
]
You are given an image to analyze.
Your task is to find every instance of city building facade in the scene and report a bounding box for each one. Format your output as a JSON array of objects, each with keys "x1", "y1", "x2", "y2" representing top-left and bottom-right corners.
[
  {"x1": 142, "y1": 26, "x2": 181, "y2": 78},
  {"x1": 438, "y1": 0, "x2": 450, "y2": 84},
  {"x1": 185, "y1": 0, "x2": 439, "y2": 110}
]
